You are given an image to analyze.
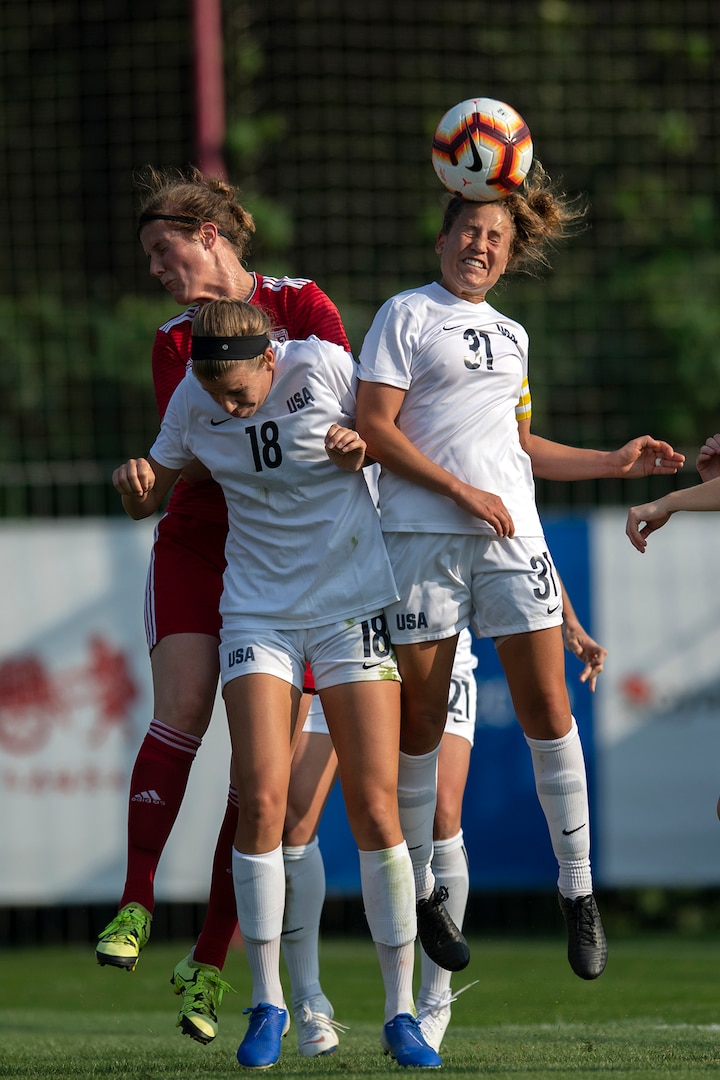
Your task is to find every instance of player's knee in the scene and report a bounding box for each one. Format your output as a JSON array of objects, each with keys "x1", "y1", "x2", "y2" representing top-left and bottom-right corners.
[
  {"x1": 153, "y1": 684, "x2": 215, "y2": 735},
  {"x1": 433, "y1": 799, "x2": 462, "y2": 841},
  {"x1": 400, "y1": 706, "x2": 445, "y2": 754}
]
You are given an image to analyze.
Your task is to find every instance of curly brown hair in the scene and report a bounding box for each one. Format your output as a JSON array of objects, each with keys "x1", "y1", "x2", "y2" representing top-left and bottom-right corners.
[
  {"x1": 134, "y1": 165, "x2": 256, "y2": 258},
  {"x1": 439, "y1": 161, "x2": 587, "y2": 275}
]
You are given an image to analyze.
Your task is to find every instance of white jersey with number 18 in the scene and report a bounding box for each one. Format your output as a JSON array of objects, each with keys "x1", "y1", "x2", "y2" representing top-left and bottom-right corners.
[{"x1": 150, "y1": 337, "x2": 399, "y2": 630}]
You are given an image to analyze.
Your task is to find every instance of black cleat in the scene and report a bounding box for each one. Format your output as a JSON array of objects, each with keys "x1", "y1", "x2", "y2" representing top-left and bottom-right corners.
[
  {"x1": 417, "y1": 886, "x2": 470, "y2": 972},
  {"x1": 558, "y1": 891, "x2": 608, "y2": 980}
]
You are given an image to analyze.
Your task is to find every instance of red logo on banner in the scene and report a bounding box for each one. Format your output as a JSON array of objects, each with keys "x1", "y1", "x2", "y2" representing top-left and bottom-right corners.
[
  {"x1": 0, "y1": 635, "x2": 139, "y2": 755},
  {"x1": 619, "y1": 673, "x2": 653, "y2": 706}
]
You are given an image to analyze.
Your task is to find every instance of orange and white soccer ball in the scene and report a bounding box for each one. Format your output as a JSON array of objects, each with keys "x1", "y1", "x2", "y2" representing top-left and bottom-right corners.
[{"x1": 431, "y1": 97, "x2": 533, "y2": 201}]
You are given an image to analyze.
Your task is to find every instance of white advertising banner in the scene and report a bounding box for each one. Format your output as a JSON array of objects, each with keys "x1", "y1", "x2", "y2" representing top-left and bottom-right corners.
[
  {"x1": 0, "y1": 520, "x2": 230, "y2": 904},
  {"x1": 593, "y1": 508, "x2": 720, "y2": 885},
  {"x1": 3, "y1": 512, "x2": 720, "y2": 902}
]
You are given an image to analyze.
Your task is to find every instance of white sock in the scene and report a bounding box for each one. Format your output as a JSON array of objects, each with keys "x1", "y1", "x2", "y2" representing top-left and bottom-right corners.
[
  {"x1": 359, "y1": 843, "x2": 417, "y2": 1022},
  {"x1": 525, "y1": 718, "x2": 593, "y2": 898},
  {"x1": 282, "y1": 837, "x2": 325, "y2": 1008},
  {"x1": 375, "y1": 941, "x2": 416, "y2": 1022},
  {"x1": 397, "y1": 748, "x2": 439, "y2": 901},
  {"x1": 358, "y1": 842, "x2": 417, "y2": 944},
  {"x1": 232, "y1": 844, "x2": 286, "y2": 1007},
  {"x1": 418, "y1": 830, "x2": 469, "y2": 1003}
]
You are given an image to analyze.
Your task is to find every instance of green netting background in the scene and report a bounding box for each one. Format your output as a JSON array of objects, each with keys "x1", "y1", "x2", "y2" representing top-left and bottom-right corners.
[{"x1": 1, "y1": 0, "x2": 718, "y2": 514}]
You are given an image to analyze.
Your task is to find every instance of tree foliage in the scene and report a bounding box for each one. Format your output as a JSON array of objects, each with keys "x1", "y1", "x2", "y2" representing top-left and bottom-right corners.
[{"x1": 1, "y1": 1, "x2": 718, "y2": 513}]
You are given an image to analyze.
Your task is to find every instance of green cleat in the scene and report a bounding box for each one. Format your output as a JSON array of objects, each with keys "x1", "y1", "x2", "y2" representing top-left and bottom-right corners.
[
  {"x1": 171, "y1": 953, "x2": 236, "y2": 1044},
  {"x1": 96, "y1": 903, "x2": 152, "y2": 971}
]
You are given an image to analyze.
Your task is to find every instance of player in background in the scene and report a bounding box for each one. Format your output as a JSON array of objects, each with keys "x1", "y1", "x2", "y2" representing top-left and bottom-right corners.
[
  {"x1": 416, "y1": 595, "x2": 606, "y2": 1052},
  {"x1": 279, "y1": 603, "x2": 605, "y2": 1059},
  {"x1": 626, "y1": 436, "x2": 720, "y2": 819},
  {"x1": 112, "y1": 298, "x2": 442, "y2": 1069},
  {"x1": 96, "y1": 167, "x2": 354, "y2": 1056},
  {"x1": 355, "y1": 165, "x2": 684, "y2": 986},
  {"x1": 626, "y1": 433, "x2": 720, "y2": 552}
]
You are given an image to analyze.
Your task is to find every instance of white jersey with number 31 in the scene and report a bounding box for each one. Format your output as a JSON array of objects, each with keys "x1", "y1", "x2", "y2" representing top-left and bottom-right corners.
[{"x1": 358, "y1": 281, "x2": 543, "y2": 538}]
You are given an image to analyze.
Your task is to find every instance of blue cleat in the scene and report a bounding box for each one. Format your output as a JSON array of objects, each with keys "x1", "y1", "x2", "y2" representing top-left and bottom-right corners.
[
  {"x1": 236, "y1": 1002, "x2": 290, "y2": 1069},
  {"x1": 381, "y1": 1013, "x2": 442, "y2": 1068}
]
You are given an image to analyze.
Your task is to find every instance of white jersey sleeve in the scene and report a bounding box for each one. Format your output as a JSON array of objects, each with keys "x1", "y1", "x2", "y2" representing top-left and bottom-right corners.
[
  {"x1": 311, "y1": 335, "x2": 358, "y2": 420},
  {"x1": 149, "y1": 381, "x2": 196, "y2": 472}
]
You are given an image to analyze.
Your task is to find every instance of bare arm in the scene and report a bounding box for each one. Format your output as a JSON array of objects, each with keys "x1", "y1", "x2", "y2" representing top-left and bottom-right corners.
[
  {"x1": 520, "y1": 425, "x2": 685, "y2": 480},
  {"x1": 560, "y1": 581, "x2": 607, "y2": 692},
  {"x1": 626, "y1": 476, "x2": 720, "y2": 552},
  {"x1": 355, "y1": 380, "x2": 515, "y2": 537},
  {"x1": 112, "y1": 455, "x2": 181, "y2": 520}
]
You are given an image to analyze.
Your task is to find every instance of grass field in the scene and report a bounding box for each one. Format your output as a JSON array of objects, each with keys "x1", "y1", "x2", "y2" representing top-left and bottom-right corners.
[{"x1": 1, "y1": 934, "x2": 720, "y2": 1078}]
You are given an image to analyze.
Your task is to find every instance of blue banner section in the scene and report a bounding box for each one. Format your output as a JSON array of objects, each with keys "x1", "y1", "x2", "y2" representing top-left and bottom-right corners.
[{"x1": 318, "y1": 516, "x2": 596, "y2": 894}]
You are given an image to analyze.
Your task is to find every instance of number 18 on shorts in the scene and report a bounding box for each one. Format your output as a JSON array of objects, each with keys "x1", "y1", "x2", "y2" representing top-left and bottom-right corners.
[{"x1": 219, "y1": 611, "x2": 400, "y2": 692}]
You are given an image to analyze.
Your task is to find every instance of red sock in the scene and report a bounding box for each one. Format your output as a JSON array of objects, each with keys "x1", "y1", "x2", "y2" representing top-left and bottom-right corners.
[
  {"x1": 193, "y1": 787, "x2": 240, "y2": 969},
  {"x1": 119, "y1": 720, "x2": 201, "y2": 912}
]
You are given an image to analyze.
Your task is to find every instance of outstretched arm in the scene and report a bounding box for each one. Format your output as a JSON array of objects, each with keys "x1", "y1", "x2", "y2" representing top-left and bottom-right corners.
[
  {"x1": 521, "y1": 427, "x2": 685, "y2": 481},
  {"x1": 625, "y1": 475, "x2": 720, "y2": 552}
]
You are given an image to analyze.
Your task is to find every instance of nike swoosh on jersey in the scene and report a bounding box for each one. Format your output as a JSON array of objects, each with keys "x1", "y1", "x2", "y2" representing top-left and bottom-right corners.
[
  {"x1": 210, "y1": 417, "x2": 232, "y2": 426},
  {"x1": 442, "y1": 323, "x2": 464, "y2": 331}
]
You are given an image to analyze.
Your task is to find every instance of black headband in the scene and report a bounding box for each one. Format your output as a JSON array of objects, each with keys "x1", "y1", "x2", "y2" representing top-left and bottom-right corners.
[
  {"x1": 191, "y1": 335, "x2": 270, "y2": 361},
  {"x1": 137, "y1": 213, "x2": 233, "y2": 242}
]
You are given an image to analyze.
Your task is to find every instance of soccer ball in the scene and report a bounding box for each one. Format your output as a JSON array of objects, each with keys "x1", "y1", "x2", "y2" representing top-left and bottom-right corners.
[{"x1": 431, "y1": 98, "x2": 533, "y2": 201}]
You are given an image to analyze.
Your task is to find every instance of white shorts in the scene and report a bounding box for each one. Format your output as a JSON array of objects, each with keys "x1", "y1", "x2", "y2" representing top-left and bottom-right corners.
[
  {"x1": 220, "y1": 611, "x2": 400, "y2": 692},
  {"x1": 445, "y1": 627, "x2": 478, "y2": 747},
  {"x1": 302, "y1": 692, "x2": 329, "y2": 735},
  {"x1": 302, "y1": 627, "x2": 478, "y2": 744},
  {"x1": 383, "y1": 532, "x2": 564, "y2": 644}
]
